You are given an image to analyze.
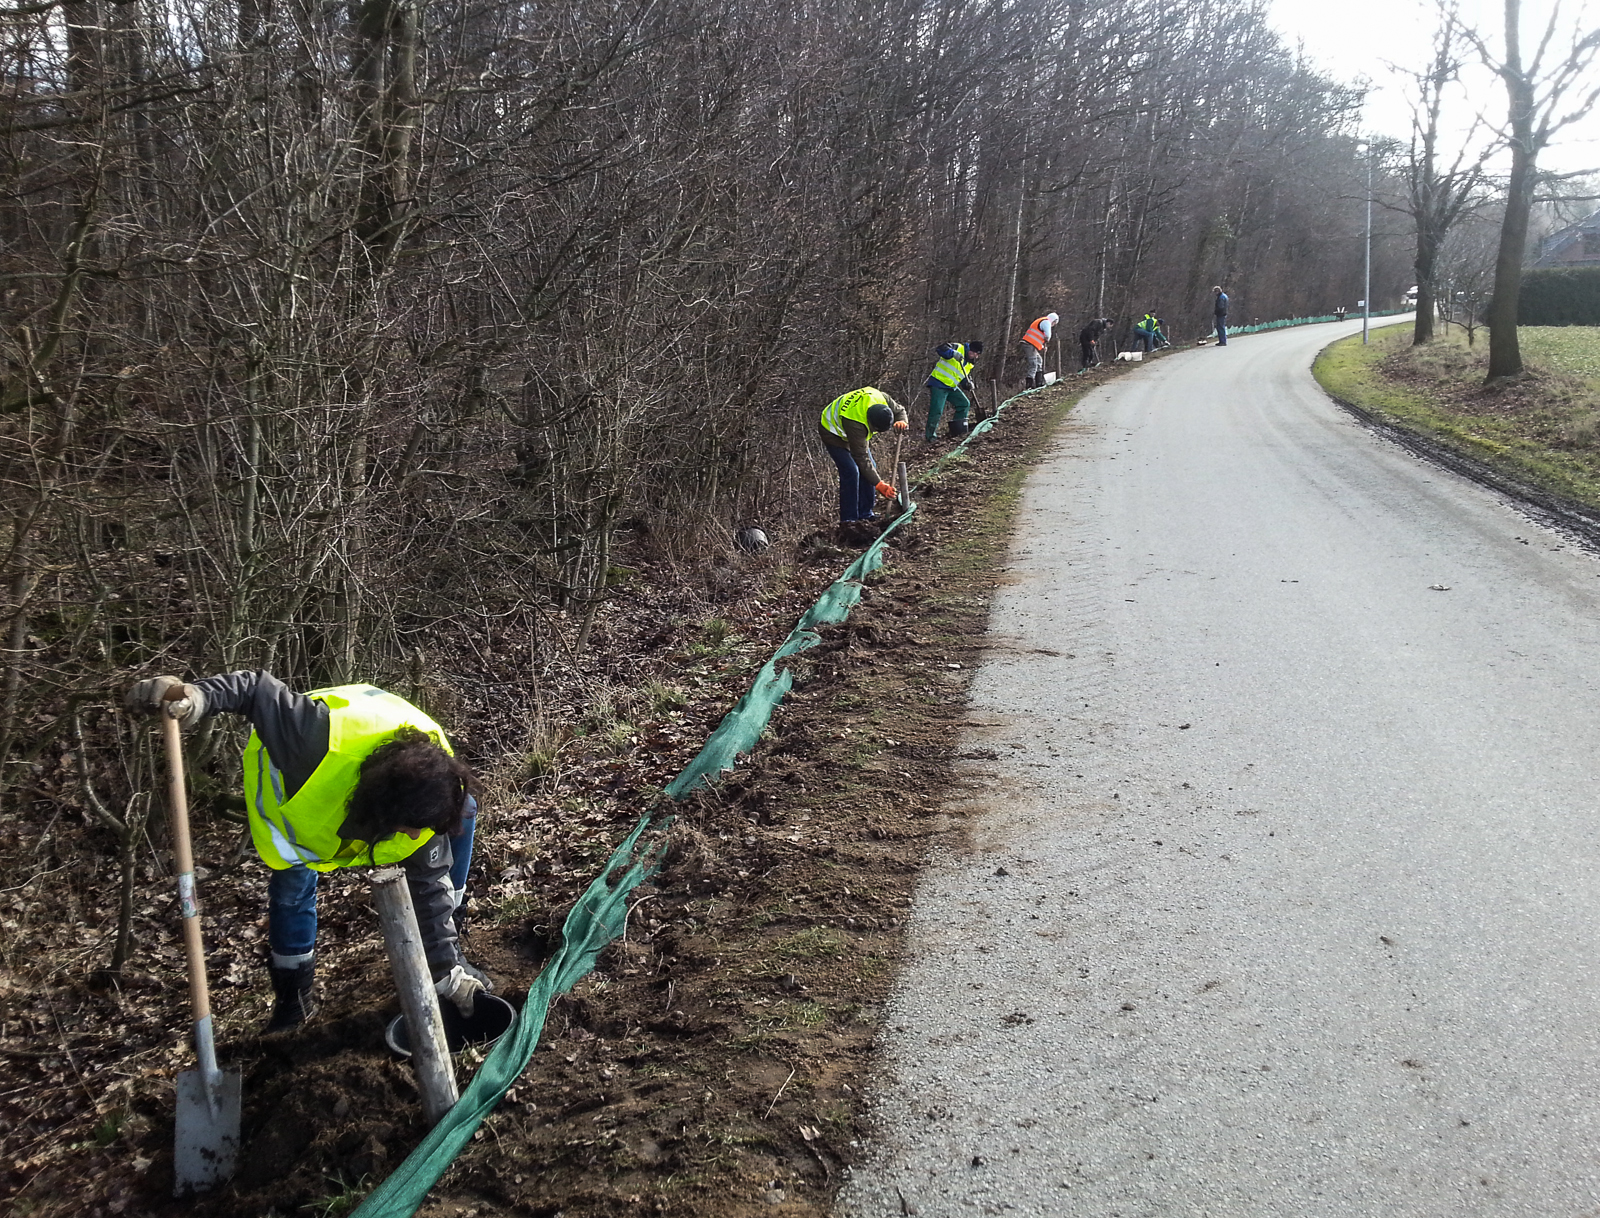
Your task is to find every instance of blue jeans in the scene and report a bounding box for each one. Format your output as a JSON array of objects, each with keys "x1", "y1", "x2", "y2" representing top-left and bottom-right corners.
[
  {"x1": 1216, "y1": 318, "x2": 1228, "y2": 345},
  {"x1": 824, "y1": 441, "x2": 877, "y2": 522},
  {"x1": 268, "y1": 801, "x2": 477, "y2": 966}
]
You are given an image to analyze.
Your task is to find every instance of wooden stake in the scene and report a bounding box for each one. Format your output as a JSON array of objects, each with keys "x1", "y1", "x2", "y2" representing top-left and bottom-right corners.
[{"x1": 370, "y1": 868, "x2": 458, "y2": 1124}]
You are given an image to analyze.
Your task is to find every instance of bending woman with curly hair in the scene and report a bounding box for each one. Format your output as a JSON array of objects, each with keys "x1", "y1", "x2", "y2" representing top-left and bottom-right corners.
[{"x1": 126, "y1": 671, "x2": 493, "y2": 1032}]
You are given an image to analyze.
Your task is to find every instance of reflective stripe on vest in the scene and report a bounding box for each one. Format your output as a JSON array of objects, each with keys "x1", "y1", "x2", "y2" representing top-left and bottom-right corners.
[
  {"x1": 1022, "y1": 317, "x2": 1051, "y2": 351},
  {"x1": 821, "y1": 387, "x2": 888, "y2": 438},
  {"x1": 243, "y1": 684, "x2": 451, "y2": 872},
  {"x1": 930, "y1": 344, "x2": 968, "y2": 388}
]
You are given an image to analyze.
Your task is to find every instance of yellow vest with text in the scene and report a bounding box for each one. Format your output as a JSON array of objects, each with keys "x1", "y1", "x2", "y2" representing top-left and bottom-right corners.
[
  {"x1": 821, "y1": 387, "x2": 890, "y2": 438},
  {"x1": 243, "y1": 684, "x2": 446, "y2": 872}
]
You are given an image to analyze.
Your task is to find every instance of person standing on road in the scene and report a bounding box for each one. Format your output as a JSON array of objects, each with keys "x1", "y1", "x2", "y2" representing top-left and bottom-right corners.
[
  {"x1": 1018, "y1": 312, "x2": 1058, "y2": 389},
  {"x1": 925, "y1": 340, "x2": 984, "y2": 442},
  {"x1": 1213, "y1": 285, "x2": 1230, "y2": 345},
  {"x1": 125, "y1": 671, "x2": 493, "y2": 1033},
  {"x1": 1079, "y1": 317, "x2": 1113, "y2": 369},
  {"x1": 819, "y1": 386, "x2": 908, "y2": 542}
]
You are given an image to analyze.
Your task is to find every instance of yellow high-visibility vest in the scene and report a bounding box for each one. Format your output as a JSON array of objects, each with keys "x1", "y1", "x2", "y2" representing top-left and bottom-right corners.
[
  {"x1": 930, "y1": 344, "x2": 969, "y2": 387},
  {"x1": 243, "y1": 684, "x2": 448, "y2": 872},
  {"x1": 821, "y1": 387, "x2": 890, "y2": 438}
]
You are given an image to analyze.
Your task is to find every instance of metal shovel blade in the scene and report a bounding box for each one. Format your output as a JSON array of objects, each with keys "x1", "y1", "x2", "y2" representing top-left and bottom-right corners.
[{"x1": 174, "y1": 1068, "x2": 241, "y2": 1196}]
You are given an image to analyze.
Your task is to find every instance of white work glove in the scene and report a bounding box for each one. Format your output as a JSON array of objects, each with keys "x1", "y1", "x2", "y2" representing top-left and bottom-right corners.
[
  {"x1": 435, "y1": 964, "x2": 485, "y2": 1017},
  {"x1": 125, "y1": 676, "x2": 207, "y2": 730}
]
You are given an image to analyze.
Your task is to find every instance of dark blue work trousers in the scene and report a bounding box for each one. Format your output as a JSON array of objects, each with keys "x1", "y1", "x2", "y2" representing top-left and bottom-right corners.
[
  {"x1": 824, "y1": 440, "x2": 877, "y2": 522},
  {"x1": 267, "y1": 803, "x2": 476, "y2": 963}
]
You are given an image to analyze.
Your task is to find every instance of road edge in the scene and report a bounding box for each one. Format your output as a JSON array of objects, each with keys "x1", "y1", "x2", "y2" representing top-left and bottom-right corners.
[{"x1": 1317, "y1": 366, "x2": 1600, "y2": 555}]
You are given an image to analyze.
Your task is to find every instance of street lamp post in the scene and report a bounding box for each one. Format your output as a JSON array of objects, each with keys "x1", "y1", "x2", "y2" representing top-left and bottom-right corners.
[{"x1": 1359, "y1": 140, "x2": 1372, "y2": 345}]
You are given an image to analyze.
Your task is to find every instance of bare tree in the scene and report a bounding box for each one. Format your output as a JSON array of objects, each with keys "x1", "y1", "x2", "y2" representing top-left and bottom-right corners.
[
  {"x1": 1468, "y1": 0, "x2": 1600, "y2": 380},
  {"x1": 1438, "y1": 205, "x2": 1504, "y2": 345},
  {"x1": 1399, "y1": 7, "x2": 1493, "y2": 345},
  {"x1": 0, "y1": 0, "x2": 1416, "y2": 830}
]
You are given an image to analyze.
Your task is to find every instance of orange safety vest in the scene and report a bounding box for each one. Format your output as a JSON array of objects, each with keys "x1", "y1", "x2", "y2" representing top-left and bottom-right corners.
[{"x1": 1022, "y1": 316, "x2": 1051, "y2": 352}]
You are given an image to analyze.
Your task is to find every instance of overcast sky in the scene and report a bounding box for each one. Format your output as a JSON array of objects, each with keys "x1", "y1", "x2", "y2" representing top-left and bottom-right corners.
[{"x1": 1263, "y1": 0, "x2": 1600, "y2": 176}]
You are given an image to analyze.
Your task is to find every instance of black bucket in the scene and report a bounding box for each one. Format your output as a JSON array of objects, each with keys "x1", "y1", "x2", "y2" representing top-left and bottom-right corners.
[{"x1": 385, "y1": 992, "x2": 517, "y2": 1057}]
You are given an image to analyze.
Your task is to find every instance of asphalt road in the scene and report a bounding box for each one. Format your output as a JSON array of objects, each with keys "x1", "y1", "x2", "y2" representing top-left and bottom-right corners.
[{"x1": 836, "y1": 319, "x2": 1600, "y2": 1217}]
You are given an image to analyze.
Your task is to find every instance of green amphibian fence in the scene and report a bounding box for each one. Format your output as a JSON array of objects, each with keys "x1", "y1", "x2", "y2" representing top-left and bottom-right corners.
[
  {"x1": 352, "y1": 383, "x2": 1040, "y2": 1216},
  {"x1": 1229, "y1": 308, "x2": 1409, "y2": 336}
]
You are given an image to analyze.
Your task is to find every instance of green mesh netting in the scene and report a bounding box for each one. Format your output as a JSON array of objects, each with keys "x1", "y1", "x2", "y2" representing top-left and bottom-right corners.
[
  {"x1": 352, "y1": 386, "x2": 1033, "y2": 1217},
  {"x1": 352, "y1": 813, "x2": 667, "y2": 1217},
  {"x1": 662, "y1": 504, "x2": 915, "y2": 798},
  {"x1": 1230, "y1": 308, "x2": 1408, "y2": 336},
  {"x1": 664, "y1": 385, "x2": 1035, "y2": 795}
]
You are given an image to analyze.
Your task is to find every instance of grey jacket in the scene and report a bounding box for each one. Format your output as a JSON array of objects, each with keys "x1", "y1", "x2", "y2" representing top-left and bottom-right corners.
[{"x1": 194, "y1": 670, "x2": 467, "y2": 980}]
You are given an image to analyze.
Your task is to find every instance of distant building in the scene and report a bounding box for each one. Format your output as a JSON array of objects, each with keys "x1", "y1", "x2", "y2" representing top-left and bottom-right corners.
[{"x1": 1529, "y1": 208, "x2": 1600, "y2": 268}]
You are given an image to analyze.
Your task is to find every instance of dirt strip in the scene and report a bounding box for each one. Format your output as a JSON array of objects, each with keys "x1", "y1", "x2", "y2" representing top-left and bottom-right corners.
[
  {"x1": 1, "y1": 365, "x2": 1126, "y2": 1218},
  {"x1": 395, "y1": 385, "x2": 1093, "y2": 1218}
]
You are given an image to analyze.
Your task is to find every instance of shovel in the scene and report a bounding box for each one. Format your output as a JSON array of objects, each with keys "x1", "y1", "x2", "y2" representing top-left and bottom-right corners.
[
  {"x1": 890, "y1": 430, "x2": 911, "y2": 514},
  {"x1": 159, "y1": 696, "x2": 241, "y2": 1195}
]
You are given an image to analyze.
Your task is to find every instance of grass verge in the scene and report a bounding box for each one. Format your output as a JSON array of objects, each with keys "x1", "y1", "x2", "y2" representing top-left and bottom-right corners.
[{"x1": 1313, "y1": 323, "x2": 1600, "y2": 511}]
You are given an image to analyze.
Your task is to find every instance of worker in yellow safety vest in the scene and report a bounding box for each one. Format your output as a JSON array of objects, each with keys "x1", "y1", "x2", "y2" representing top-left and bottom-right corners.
[
  {"x1": 1134, "y1": 313, "x2": 1166, "y2": 352},
  {"x1": 1019, "y1": 312, "x2": 1058, "y2": 388},
  {"x1": 925, "y1": 340, "x2": 985, "y2": 442},
  {"x1": 126, "y1": 672, "x2": 493, "y2": 1032},
  {"x1": 818, "y1": 386, "x2": 909, "y2": 542}
]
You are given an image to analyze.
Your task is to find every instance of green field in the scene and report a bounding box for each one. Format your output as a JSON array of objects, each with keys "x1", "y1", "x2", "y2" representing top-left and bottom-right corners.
[
  {"x1": 1520, "y1": 327, "x2": 1600, "y2": 387},
  {"x1": 1313, "y1": 323, "x2": 1600, "y2": 510}
]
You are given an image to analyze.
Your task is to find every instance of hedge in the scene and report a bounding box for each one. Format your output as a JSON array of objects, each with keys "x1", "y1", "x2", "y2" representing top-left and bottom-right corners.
[{"x1": 1519, "y1": 266, "x2": 1600, "y2": 326}]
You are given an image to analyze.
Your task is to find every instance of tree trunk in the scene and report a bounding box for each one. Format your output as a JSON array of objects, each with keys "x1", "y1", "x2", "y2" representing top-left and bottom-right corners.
[
  {"x1": 1413, "y1": 229, "x2": 1438, "y2": 345},
  {"x1": 1485, "y1": 144, "x2": 1534, "y2": 379},
  {"x1": 1486, "y1": 0, "x2": 1535, "y2": 381},
  {"x1": 352, "y1": 0, "x2": 420, "y2": 260}
]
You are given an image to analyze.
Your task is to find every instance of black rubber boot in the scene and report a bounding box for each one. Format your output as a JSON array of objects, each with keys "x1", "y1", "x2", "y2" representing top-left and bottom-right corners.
[{"x1": 265, "y1": 962, "x2": 316, "y2": 1033}]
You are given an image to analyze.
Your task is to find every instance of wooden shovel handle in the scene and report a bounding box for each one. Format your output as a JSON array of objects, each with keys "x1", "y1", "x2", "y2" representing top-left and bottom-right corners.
[{"x1": 161, "y1": 713, "x2": 213, "y2": 1026}]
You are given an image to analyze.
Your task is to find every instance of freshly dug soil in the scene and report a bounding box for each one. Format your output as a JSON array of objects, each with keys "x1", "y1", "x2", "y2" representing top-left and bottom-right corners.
[{"x1": 1, "y1": 367, "x2": 1120, "y2": 1218}]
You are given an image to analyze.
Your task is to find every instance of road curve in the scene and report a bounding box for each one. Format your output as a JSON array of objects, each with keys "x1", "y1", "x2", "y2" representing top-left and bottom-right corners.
[{"x1": 837, "y1": 319, "x2": 1600, "y2": 1217}]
